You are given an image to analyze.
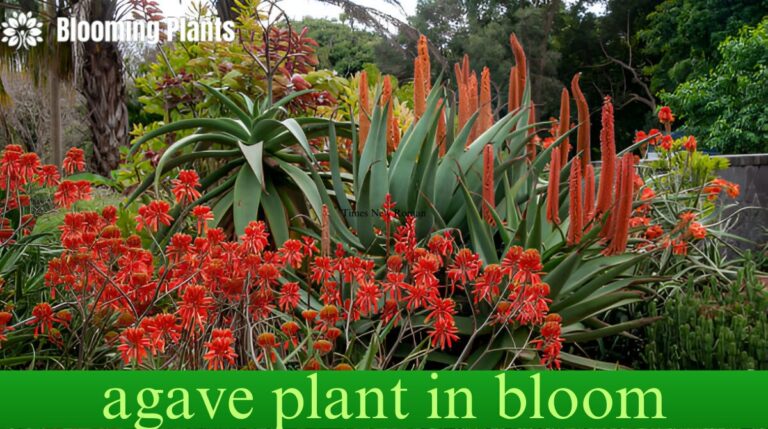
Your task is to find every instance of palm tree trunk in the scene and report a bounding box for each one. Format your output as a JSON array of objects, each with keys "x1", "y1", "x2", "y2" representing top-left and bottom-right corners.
[
  {"x1": 80, "y1": 41, "x2": 128, "y2": 175},
  {"x1": 48, "y1": 0, "x2": 63, "y2": 166},
  {"x1": 49, "y1": 66, "x2": 63, "y2": 165},
  {"x1": 76, "y1": 0, "x2": 129, "y2": 176}
]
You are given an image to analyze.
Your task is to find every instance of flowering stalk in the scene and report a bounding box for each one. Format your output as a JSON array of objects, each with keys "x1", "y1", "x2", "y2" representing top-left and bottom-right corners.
[
  {"x1": 583, "y1": 163, "x2": 595, "y2": 227},
  {"x1": 381, "y1": 76, "x2": 399, "y2": 153},
  {"x1": 510, "y1": 33, "x2": 527, "y2": 111},
  {"x1": 604, "y1": 154, "x2": 635, "y2": 255},
  {"x1": 557, "y1": 88, "x2": 571, "y2": 169},
  {"x1": 418, "y1": 34, "x2": 431, "y2": 93},
  {"x1": 567, "y1": 156, "x2": 583, "y2": 246},
  {"x1": 477, "y1": 67, "x2": 494, "y2": 135},
  {"x1": 595, "y1": 96, "x2": 616, "y2": 216},
  {"x1": 358, "y1": 71, "x2": 370, "y2": 152},
  {"x1": 414, "y1": 35, "x2": 431, "y2": 120},
  {"x1": 546, "y1": 148, "x2": 561, "y2": 225},
  {"x1": 482, "y1": 144, "x2": 495, "y2": 226},
  {"x1": 413, "y1": 57, "x2": 426, "y2": 120},
  {"x1": 571, "y1": 73, "x2": 590, "y2": 170},
  {"x1": 436, "y1": 99, "x2": 447, "y2": 156},
  {"x1": 508, "y1": 66, "x2": 519, "y2": 113},
  {"x1": 454, "y1": 56, "x2": 473, "y2": 141},
  {"x1": 468, "y1": 71, "x2": 479, "y2": 142}
]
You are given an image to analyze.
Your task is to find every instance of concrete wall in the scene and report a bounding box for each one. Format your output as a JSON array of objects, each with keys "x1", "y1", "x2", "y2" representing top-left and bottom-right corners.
[{"x1": 718, "y1": 154, "x2": 768, "y2": 247}]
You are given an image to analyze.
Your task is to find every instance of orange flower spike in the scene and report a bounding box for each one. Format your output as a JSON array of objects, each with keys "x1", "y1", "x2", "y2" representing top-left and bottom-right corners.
[
  {"x1": 455, "y1": 62, "x2": 470, "y2": 134},
  {"x1": 436, "y1": 99, "x2": 447, "y2": 156},
  {"x1": 508, "y1": 66, "x2": 519, "y2": 113},
  {"x1": 527, "y1": 102, "x2": 537, "y2": 162},
  {"x1": 418, "y1": 35, "x2": 431, "y2": 92},
  {"x1": 381, "y1": 76, "x2": 396, "y2": 151},
  {"x1": 567, "y1": 156, "x2": 583, "y2": 246},
  {"x1": 469, "y1": 72, "x2": 479, "y2": 142},
  {"x1": 583, "y1": 163, "x2": 595, "y2": 227},
  {"x1": 462, "y1": 54, "x2": 471, "y2": 83},
  {"x1": 595, "y1": 96, "x2": 616, "y2": 217},
  {"x1": 478, "y1": 67, "x2": 494, "y2": 134},
  {"x1": 482, "y1": 144, "x2": 496, "y2": 226},
  {"x1": 388, "y1": 114, "x2": 401, "y2": 153},
  {"x1": 358, "y1": 71, "x2": 370, "y2": 152},
  {"x1": 546, "y1": 148, "x2": 562, "y2": 224},
  {"x1": 571, "y1": 73, "x2": 591, "y2": 170},
  {"x1": 606, "y1": 154, "x2": 636, "y2": 255},
  {"x1": 510, "y1": 33, "x2": 527, "y2": 107},
  {"x1": 414, "y1": 58, "x2": 426, "y2": 120},
  {"x1": 601, "y1": 157, "x2": 623, "y2": 241},
  {"x1": 557, "y1": 87, "x2": 571, "y2": 169}
]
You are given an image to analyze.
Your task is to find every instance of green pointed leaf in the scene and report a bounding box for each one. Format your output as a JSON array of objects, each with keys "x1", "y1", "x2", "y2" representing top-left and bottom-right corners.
[{"x1": 233, "y1": 167, "x2": 262, "y2": 237}]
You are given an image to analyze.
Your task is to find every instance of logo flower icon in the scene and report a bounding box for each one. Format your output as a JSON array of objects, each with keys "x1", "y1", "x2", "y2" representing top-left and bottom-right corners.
[{"x1": 1, "y1": 11, "x2": 43, "y2": 50}]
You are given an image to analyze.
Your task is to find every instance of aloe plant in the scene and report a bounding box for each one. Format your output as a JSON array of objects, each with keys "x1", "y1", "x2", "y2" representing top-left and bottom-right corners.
[{"x1": 127, "y1": 84, "x2": 359, "y2": 248}]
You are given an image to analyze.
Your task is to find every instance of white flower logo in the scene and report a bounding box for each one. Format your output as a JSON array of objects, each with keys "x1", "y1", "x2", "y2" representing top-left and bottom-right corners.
[{"x1": 1, "y1": 11, "x2": 43, "y2": 50}]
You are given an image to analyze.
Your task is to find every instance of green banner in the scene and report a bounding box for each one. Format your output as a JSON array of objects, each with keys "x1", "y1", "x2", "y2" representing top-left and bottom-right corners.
[{"x1": 0, "y1": 371, "x2": 765, "y2": 428}]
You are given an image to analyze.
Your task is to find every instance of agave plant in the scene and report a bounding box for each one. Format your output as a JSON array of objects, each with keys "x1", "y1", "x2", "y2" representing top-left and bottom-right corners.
[
  {"x1": 297, "y1": 36, "x2": 668, "y2": 369},
  {"x1": 127, "y1": 85, "x2": 359, "y2": 248}
]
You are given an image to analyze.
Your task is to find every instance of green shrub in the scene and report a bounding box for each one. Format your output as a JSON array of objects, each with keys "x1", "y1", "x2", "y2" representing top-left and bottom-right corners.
[
  {"x1": 643, "y1": 255, "x2": 768, "y2": 369},
  {"x1": 661, "y1": 18, "x2": 768, "y2": 154}
]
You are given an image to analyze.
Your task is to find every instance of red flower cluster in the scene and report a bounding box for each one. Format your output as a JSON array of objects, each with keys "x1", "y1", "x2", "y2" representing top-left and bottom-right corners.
[
  {"x1": 36, "y1": 167, "x2": 563, "y2": 369},
  {"x1": 1, "y1": 145, "x2": 70, "y2": 245},
  {"x1": 530, "y1": 313, "x2": 564, "y2": 369},
  {"x1": 704, "y1": 178, "x2": 740, "y2": 201},
  {"x1": 63, "y1": 148, "x2": 86, "y2": 175},
  {"x1": 0, "y1": 311, "x2": 13, "y2": 348}
]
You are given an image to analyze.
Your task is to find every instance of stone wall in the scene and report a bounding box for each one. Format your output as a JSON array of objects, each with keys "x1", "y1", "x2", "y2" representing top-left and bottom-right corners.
[{"x1": 718, "y1": 154, "x2": 768, "y2": 248}]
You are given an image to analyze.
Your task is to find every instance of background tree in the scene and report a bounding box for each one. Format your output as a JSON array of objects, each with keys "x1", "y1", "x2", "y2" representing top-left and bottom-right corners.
[
  {"x1": 662, "y1": 17, "x2": 768, "y2": 154},
  {"x1": 1, "y1": 0, "x2": 73, "y2": 164},
  {"x1": 556, "y1": 0, "x2": 661, "y2": 148},
  {"x1": 298, "y1": 17, "x2": 379, "y2": 75},
  {"x1": 639, "y1": 0, "x2": 768, "y2": 93}
]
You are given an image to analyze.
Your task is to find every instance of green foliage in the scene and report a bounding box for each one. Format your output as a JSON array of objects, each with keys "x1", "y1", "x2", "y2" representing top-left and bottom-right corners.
[
  {"x1": 556, "y1": 0, "x2": 660, "y2": 149},
  {"x1": 661, "y1": 18, "x2": 768, "y2": 154},
  {"x1": 128, "y1": 86, "x2": 355, "y2": 248},
  {"x1": 324, "y1": 75, "x2": 660, "y2": 369},
  {"x1": 381, "y1": 0, "x2": 563, "y2": 117},
  {"x1": 643, "y1": 255, "x2": 768, "y2": 369},
  {"x1": 639, "y1": 0, "x2": 768, "y2": 94},
  {"x1": 299, "y1": 18, "x2": 380, "y2": 76}
]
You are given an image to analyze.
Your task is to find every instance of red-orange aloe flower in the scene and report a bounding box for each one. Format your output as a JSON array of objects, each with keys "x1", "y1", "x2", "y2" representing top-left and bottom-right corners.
[
  {"x1": 418, "y1": 34, "x2": 431, "y2": 92},
  {"x1": 414, "y1": 57, "x2": 426, "y2": 120},
  {"x1": 567, "y1": 156, "x2": 583, "y2": 246},
  {"x1": 468, "y1": 71, "x2": 479, "y2": 142},
  {"x1": 436, "y1": 99, "x2": 447, "y2": 156},
  {"x1": 358, "y1": 71, "x2": 370, "y2": 151},
  {"x1": 546, "y1": 148, "x2": 561, "y2": 224},
  {"x1": 508, "y1": 66, "x2": 519, "y2": 113},
  {"x1": 510, "y1": 33, "x2": 527, "y2": 111},
  {"x1": 571, "y1": 73, "x2": 590, "y2": 170},
  {"x1": 414, "y1": 35, "x2": 431, "y2": 120},
  {"x1": 583, "y1": 163, "x2": 595, "y2": 227},
  {"x1": 478, "y1": 67, "x2": 494, "y2": 135},
  {"x1": 604, "y1": 153, "x2": 635, "y2": 255},
  {"x1": 595, "y1": 96, "x2": 616, "y2": 217}
]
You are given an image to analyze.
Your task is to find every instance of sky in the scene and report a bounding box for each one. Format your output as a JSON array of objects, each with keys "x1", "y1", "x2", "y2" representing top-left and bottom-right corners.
[
  {"x1": 159, "y1": 0, "x2": 604, "y2": 21},
  {"x1": 158, "y1": 0, "x2": 415, "y2": 20}
]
